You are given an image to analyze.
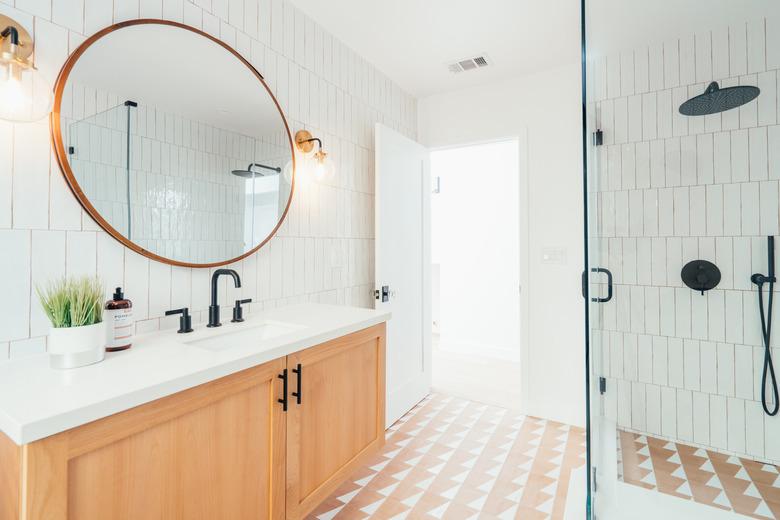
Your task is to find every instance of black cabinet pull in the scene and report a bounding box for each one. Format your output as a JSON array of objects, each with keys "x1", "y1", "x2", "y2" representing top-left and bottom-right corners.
[
  {"x1": 292, "y1": 364, "x2": 302, "y2": 404},
  {"x1": 278, "y1": 369, "x2": 288, "y2": 411}
]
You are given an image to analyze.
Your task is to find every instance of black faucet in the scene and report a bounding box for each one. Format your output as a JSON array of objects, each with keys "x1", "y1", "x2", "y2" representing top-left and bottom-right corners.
[{"x1": 208, "y1": 269, "x2": 241, "y2": 327}]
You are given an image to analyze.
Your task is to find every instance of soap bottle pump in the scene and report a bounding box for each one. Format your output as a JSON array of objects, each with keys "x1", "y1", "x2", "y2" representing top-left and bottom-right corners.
[{"x1": 105, "y1": 287, "x2": 134, "y2": 352}]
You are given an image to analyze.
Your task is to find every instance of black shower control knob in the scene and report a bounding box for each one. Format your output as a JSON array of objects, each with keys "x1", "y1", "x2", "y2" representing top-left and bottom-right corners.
[{"x1": 681, "y1": 260, "x2": 721, "y2": 294}]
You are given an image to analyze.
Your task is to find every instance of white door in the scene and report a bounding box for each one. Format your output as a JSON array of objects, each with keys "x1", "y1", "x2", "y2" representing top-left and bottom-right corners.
[{"x1": 375, "y1": 123, "x2": 431, "y2": 428}]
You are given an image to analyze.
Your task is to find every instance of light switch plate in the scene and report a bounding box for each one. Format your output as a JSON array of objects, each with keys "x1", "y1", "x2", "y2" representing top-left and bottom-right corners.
[{"x1": 541, "y1": 247, "x2": 568, "y2": 265}]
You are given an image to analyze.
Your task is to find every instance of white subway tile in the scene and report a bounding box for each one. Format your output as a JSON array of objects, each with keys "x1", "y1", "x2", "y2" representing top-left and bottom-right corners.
[
  {"x1": 30, "y1": 231, "x2": 66, "y2": 337},
  {"x1": 730, "y1": 22, "x2": 749, "y2": 76},
  {"x1": 695, "y1": 31, "x2": 713, "y2": 84},
  {"x1": 741, "y1": 182, "x2": 761, "y2": 235},
  {"x1": 684, "y1": 339, "x2": 701, "y2": 391},
  {"x1": 740, "y1": 75, "x2": 759, "y2": 128},
  {"x1": 661, "y1": 386, "x2": 677, "y2": 438},
  {"x1": 646, "y1": 384, "x2": 661, "y2": 435},
  {"x1": 735, "y1": 344, "x2": 754, "y2": 399},
  {"x1": 628, "y1": 95, "x2": 642, "y2": 144},
  {"x1": 707, "y1": 290, "x2": 725, "y2": 343},
  {"x1": 620, "y1": 51, "x2": 635, "y2": 97},
  {"x1": 675, "y1": 288, "x2": 692, "y2": 338},
  {"x1": 710, "y1": 395, "x2": 728, "y2": 450},
  {"x1": 642, "y1": 93, "x2": 657, "y2": 141},
  {"x1": 631, "y1": 383, "x2": 647, "y2": 431},
  {"x1": 689, "y1": 186, "x2": 706, "y2": 237},
  {"x1": 0, "y1": 230, "x2": 30, "y2": 342},
  {"x1": 663, "y1": 40, "x2": 680, "y2": 89},
  {"x1": 677, "y1": 389, "x2": 694, "y2": 442},
  {"x1": 705, "y1": 184, "x2": 723, "y2": 237},
  {"x1": 746, "y1": 404, "x2": 765, "y2": 458},
  {"x1": 747, "y1": 19, "x2": 766, "y2": 74},
  {"x1": 679, "y1": 35, "x2": 696, "y2": 86},
  {"x1": 693, "y1": 391, "x2": 710, "y2": 445},
  {"x1": 12, "y1": 122, "x2": 49, "y2": 230},
  {"x1": 645, "y1": 287, "x2": 660, "y2": 336},
  {"x1": 727, "y1": 397, "x2": 746, "y2": 453},
  {"x1": 758, "y1": 71, "x2": 777, "y2": 126},
  {"x1": 749, "y1": 126, "x2": 768, "y2": 181},
  {"x1": 635, "y1": 47, "x2": 649, "y2": 93},
  {"x1": 760, "y1": 181, "x2": 779, "y2": 236},
  {"x1": 66, "y1": 231, "x2": 96, "y2": 277},
  {"x1": 712, "y1": 27, "x2": 730, "y2": 79},
  {"x1": 673, "y1": 187, "x2": 690, "y2": 236},
  {"x1": 656, "y1": 90, "x2": 673, "y2": 139}
]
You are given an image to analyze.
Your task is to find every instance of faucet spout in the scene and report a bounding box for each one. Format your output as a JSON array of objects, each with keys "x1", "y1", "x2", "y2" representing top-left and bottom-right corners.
[{"x1": 208, "y1": 269, "x2": 242, "y2": 327}]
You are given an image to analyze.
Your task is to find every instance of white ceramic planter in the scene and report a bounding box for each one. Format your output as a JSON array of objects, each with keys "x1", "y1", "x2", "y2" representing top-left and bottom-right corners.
[{"x1": 48, "y1": 322, "x2": 106, "y2": 369}]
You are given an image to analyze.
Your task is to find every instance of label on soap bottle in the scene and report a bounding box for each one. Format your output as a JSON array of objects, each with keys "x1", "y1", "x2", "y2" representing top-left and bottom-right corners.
[{"x1": 105, "y1": 308, "x2": 134, "y2": 349}]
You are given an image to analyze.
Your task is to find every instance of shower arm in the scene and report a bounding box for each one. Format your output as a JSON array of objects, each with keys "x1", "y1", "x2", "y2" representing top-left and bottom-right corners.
[{"x1": 246, "y1": 162, "x2": 282, "y2": 174}]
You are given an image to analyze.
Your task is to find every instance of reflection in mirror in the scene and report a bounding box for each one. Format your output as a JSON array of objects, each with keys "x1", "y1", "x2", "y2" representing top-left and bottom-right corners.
[{"x1": 56, "y1": 22, "x2": 293, "y2": 266}]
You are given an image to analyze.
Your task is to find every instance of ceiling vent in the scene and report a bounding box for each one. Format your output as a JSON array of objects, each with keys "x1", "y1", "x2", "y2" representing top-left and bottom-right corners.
[{"x1": 447, "y1": 54, "x2": 492, "y2": 74}]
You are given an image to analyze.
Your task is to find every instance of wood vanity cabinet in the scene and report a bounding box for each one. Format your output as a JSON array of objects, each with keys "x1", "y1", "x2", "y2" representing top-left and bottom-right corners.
[
  {"x1": 0, "y1": 323, "x2": 385, "y2": 520},
  {"x1": 285, "y1": 324, "x2": 386, "y2": 519}
]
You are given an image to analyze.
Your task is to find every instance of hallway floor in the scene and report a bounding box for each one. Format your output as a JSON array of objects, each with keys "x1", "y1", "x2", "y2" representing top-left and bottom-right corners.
[
  {"x1": 308, "y1": 393, "x2": 586, "y2": 519},
  {"x1": 618, "y1": 429, "x2": 780, "y2": 519},
  {"x1": 431, "y1": 335, "x2": 523, "y2": 410}
]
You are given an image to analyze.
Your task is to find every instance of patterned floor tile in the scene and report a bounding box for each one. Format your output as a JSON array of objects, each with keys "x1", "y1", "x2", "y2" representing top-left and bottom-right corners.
[
  {"x1": 618, "y1": 429, "x2": 780, "y2": 519},
  {"x1": 306, "y1": 393, "x2": 585, "y2": 520}
]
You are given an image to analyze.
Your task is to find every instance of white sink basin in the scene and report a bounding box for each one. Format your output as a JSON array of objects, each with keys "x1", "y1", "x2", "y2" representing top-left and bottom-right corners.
[{"x1": 185, "y1": 320, "x2": 306, "y2": 352}]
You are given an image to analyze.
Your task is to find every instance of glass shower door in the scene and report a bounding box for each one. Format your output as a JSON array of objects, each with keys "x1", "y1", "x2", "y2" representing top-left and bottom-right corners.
[{"x1": 584, "y1": 1, "x2": 780, "y2": 519}]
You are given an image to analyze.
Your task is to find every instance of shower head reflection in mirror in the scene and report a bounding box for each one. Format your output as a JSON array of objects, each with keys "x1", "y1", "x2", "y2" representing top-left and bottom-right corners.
[{"x1": 52, "y1": 20, "x2": 294, "y2": 267}]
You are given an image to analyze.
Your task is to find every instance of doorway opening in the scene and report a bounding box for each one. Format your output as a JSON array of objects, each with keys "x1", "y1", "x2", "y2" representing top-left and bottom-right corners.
[{"x1": 430, "y1": 139, "x2": 522, "y2": 410}]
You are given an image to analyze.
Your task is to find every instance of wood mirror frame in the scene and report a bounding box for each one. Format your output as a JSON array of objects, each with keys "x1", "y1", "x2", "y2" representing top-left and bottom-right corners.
[{"x1": 50, "y1": 19, "x2": 296, "y2": 268}]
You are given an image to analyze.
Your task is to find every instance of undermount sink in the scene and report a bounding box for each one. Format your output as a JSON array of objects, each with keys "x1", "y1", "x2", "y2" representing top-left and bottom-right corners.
[{"x1": 185, "y1": 320, "x2": 306, "y2": 352}]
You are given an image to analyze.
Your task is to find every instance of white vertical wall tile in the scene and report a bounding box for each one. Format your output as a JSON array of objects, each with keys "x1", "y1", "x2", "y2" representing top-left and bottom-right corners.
[
  {"x1": 0, "y1": 231, "x2": 30, "y2": 342},
  {"x1": 663, "y1": 40, "x2": 680, "y2": 89},
  {"x1": 730, "y1": 23, "x2": 749, "y2": 76},
  {"x1": 695, "y1": 31, "x2": 713, "y2": 84},
  {"x1": 747, "y1": 19, "x2": 766, "y2": 74},
  {"x1": 661, "y1": 386, "x2": 677, "y2": 438},
  {"x1": 746, "y1": 404, "x2": 765, "y2": 458}
]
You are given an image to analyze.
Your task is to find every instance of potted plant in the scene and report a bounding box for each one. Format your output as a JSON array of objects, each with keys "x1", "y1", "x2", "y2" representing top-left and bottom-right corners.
[{"x1": 37, "y1": 276, "x2": 106, "y2": 369}]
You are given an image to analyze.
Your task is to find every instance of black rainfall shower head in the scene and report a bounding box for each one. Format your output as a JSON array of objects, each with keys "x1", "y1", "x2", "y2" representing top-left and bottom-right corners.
[
  {"x1": 231, "y1": 162, "x2": 281, "y2": 178},
  {"x1": 679, "y1": 81, "x2": 760, "y2": 116}
]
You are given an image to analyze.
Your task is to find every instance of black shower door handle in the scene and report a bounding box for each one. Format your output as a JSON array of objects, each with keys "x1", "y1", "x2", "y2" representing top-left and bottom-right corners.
[{"x1": 582, "y1": 267, "x2": 613, "y2": 303}]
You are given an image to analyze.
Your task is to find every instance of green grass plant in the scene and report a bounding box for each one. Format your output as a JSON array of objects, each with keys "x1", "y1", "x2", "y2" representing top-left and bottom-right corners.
[{"x1": 37, "y1": 276, "x2": 104, "y2": 328}]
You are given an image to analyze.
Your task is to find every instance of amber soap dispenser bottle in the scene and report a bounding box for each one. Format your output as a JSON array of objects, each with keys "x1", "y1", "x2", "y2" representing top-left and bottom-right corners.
[{"x1": 105, "y1": 287, "x2": 134, "y2": 352}]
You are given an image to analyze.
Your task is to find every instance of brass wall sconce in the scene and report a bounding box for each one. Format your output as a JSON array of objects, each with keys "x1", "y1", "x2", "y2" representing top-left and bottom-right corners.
[
  {"x1": 0, "y1": 15, "x2": 52, "y2": 122},
  {"x1": 294, "y1": 129, "x2": 335, "y2": 181}
]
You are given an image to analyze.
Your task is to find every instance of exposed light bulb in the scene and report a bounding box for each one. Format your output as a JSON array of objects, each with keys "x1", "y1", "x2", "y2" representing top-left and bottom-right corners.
[
  {"x1": 0, "y1": 68, "x2": 26, "y2": 110},
  {"x1": 312, "y1": 150, "x2": 335, "y2": 182},
  {"x1": 0, "y1": 53, "x2": 53, "y2": 122}
]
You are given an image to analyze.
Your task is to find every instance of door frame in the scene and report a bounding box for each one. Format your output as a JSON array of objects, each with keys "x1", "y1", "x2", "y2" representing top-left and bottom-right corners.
[{"x1": 428, "y1": 134, "x2": 530, "y2": 414}]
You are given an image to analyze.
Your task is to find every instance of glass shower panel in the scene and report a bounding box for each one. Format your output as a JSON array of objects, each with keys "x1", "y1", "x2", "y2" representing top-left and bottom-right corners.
[
  {"x1": 67, "y1": 102, "x2": 131, "y2": 238},
  {"x1": 584, "y1": 1, "x2": 780, "y2": 519}
]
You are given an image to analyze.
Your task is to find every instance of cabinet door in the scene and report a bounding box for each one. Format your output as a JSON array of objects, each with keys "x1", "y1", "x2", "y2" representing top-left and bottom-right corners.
[
  {"x1": 285, "y1": 324, "x2": 386, "y2": 520},
  {"x1": 20, "y1": 358, "x2": 287, "y2": 520}
]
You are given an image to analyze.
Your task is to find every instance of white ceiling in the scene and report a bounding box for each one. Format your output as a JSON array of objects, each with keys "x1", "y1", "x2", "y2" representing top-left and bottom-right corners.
[{"x1": 289, "y1": 0, "x2": 581, "y2": 99}]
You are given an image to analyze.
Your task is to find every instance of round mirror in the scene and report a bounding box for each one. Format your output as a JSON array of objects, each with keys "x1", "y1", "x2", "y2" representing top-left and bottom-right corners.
[{"x1": 51, "y1": 20, "x2": 295, "y2": 267}]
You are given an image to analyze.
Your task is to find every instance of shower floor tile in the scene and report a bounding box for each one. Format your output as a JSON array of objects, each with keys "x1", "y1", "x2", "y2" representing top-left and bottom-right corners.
[
  {"x1": 617, "y1": 429, "x2": 780, "y2": 519},
  {"x1": 307, "y1": 393, "x2": 586, "y2": 519}
]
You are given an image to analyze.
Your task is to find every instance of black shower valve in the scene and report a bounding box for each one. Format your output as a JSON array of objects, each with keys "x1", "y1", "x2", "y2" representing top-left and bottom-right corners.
[{"x1": 680, "y1": 260, "x2": 720, "y2": 295}]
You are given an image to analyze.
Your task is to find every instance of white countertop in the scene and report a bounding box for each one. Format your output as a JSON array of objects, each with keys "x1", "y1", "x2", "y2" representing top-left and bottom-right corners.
[{"x1": 0, "y1": 303, "x2": 390, "y2": 445}]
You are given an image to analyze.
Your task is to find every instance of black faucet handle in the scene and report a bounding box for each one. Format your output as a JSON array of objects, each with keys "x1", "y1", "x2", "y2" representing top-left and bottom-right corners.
[
  {"x1": 165, "y1": 307, "x2": 194, "y2": 333},
  {"x1": 231, "y1": 299, "x2": 251, "y2": 323}
]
